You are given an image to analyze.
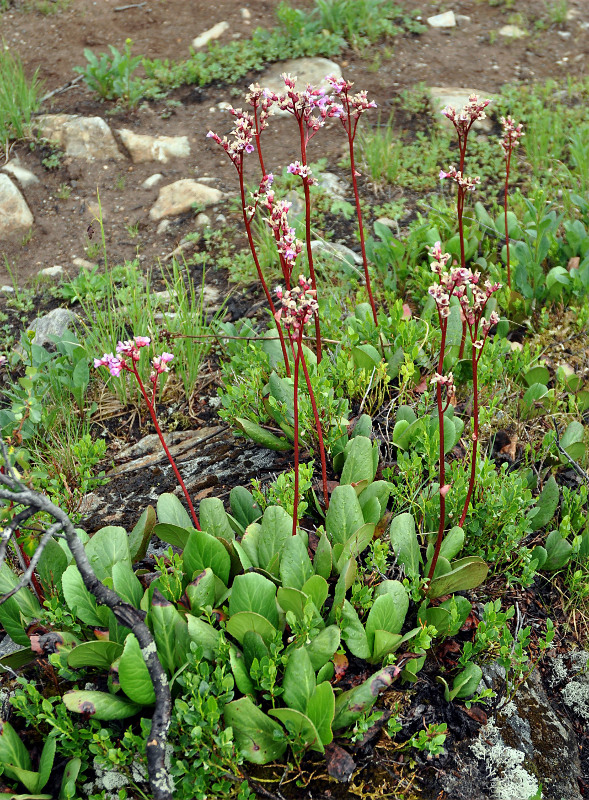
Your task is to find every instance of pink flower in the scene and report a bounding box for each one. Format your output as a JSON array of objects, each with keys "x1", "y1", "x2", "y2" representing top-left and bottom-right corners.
[
  {"x1": 0, "y1": 355, "x2": 7, "y2": 367},
  {"x1": 134, "y1": 336, "x2": 151, "y2": 348}
]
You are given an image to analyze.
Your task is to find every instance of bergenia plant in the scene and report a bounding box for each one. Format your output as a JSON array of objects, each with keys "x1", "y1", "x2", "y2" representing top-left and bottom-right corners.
[
  {"x1": 440, "y1": 95, "x2": 491, "y2": 357},
  {"x1": 207, "y1": 119, "x2": 291, "y2": 376},
  {"x1": 327, "y1": 75, "x2": 378, "y2": 325},
  {"x1": 500, "y1": 116, "x2": 524, "y2": 290},
  {"x1": 275, "y1": 276, "x2": 328, "y2": 530},
  {"x1": 94, "y1": 337, "x2": 201, "y2": 530},
  {"x1": 425, "y1": 244, "x2": 499, "y2": 581}
]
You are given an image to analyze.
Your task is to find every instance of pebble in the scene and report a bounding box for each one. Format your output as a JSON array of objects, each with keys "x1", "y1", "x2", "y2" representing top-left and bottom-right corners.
[
  {"x1": 499, "y1": 24, "x2": 528, "y2": 39},
  {"x1": 427, "y1": 11, "x2": 456, "y2": 28},
  {"x1": 149, "y1": 179, "x2": 225, "y2": 221},
  {"x1": 2, "y1": 157, "x2": 40, "y2": 187},
  {"x1": 118, "y1": 130, "x2": 190, "y2": 164},
  {"x1": 192, "y1": 21, "x2": 229, "y2": 49},
  {"x1": 35, "y1": 114, "x2": 123, "y2": 161},
  {"x1": 142, "y1": 173, "x2": 164, "y2": 189},
  {"x1": 38, "y1": 265, "x2": 64, "y2": 278},
  {"x1": 0, "y1": 174, "x2": 34, "y2": 237}
]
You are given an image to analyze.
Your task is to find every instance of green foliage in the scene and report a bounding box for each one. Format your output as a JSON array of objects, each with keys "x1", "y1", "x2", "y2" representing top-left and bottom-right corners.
[
  {"x1": 0, "y1": 48, "x2": 41, "y2": 147},
  {"x1": 74, "y1": 39, "x2": 143, "y2": 107}
]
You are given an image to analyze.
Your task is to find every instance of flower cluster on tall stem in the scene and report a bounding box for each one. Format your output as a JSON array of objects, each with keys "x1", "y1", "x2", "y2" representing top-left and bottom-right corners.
[
  {"x1": 326, "y1": 75, "x2": 378, "y2": 324},
  {"x1": 207, "y1": 119, "x2": 291, "y2": 377},
  {"x1": 500, "y1": 116, "x2": 524, "y2": 290},
  {"x1": 94, "y1": 337, "x2": 201, "y2": 531},
  {"x1": 425, "y1": 244, "x2": 500, "y2": 582},
  {"x1": 275, "y1": 276, "x2": 329, "y2": 530},
  {"x1": 440, "y1": 94, "x2": 491, "y2": 358}
]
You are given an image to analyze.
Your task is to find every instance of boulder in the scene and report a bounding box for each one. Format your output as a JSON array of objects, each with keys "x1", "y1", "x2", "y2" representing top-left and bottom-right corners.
[
  {"x1": 36, "y1": 115, "x2": 123, "y2": 161},
  {"x1": 2, "y1": 157, "x2": 40, "y2": 187},
  {"x1": 149, "y1": 179, "x2": 224, "y2": 221},
  {"x1": 0, "y1": 174, "x2": 34, "y2": 237},
  {"x1": 118, "y1": 130, "x2": 190, "y2": 164},
  {"x1": 26, "y1": 307, "x2": 78, "y2": 347}
]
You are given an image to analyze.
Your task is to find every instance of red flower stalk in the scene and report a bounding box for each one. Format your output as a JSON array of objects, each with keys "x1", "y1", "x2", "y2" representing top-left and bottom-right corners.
[{"x1": 500, "y1": 116, "x2": 524, "y2": 290}]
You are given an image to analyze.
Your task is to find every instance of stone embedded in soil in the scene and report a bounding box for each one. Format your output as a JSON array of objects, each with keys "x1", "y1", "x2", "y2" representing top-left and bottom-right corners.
[
  {"x1": 499, "y1": 24, "x2": 528, "y2": 39},
  {"x1": 142, "y1": 173, "x2": 164, "y2": 189},
  {"x1": 109, "y1": 427, "x2": 223, "y2": 476},
  {"x1": 38, "y1": 265, "x2": 64, "y2": 279},
  {"x1": 317, "y1": 172, "x2": 348, "y2": 200},
  {"x1": 2, "y1": 156, "x2": 40, "y2": 188},
  {"x1": 192, "y1": 20, "x2": 229, "y2": 49},
  {"x1": 310, "y1": 239, "x2": 363, "y2": 265},
  {"x1": 149, "y1": 179, "x2": 225, "y2": 221},
  {"x1": 427, "y1": 10, "x2": 456, "y2": 27},
  {"x1": 194, "y1": 212, "x2": 211, "y2": 228},
  {"x1": 26, "y1": 306, "x2": 78, "y2": 346},
  {"x1": 259, "y1": 57, "x2": 343, "y2": 101},
  {"x1": 35, "y1": 114, "x2": 124, "y2": 161},
  {"x1": 429, "y1": 87, "x2": 495, "y2": 131},
  {"x1": 0, "y1": 174, "x2": 34, "y2": 237},
  {"x1": 117, "y1": 129, "x2": 190, "y2": 164}
]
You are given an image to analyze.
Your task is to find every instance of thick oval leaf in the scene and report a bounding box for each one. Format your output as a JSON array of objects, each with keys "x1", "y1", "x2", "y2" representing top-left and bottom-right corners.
[
  {"x1": 36, "y1": 538, "x2": 68, "y2": 595},
  {"x1": 67, "y1": 640, "x2": 124, "y2": 669},
  {"x1": 112, "y1": 562, "x2": 143, "y2": 608},
  {"x1": 427, "y1": 557, "x2": 489, "y2": 599},
  {"x1": 258, "y1": 506, "x2": 293, "y2": 573},
  {"x1": 156, "y1": 493, "x2": 193, "y2": 529},
  {"x1": 306, "y1": 681, "x2": 335, "y2": 746},
  {"x1": 389, "y1": 513, "x2": 421, "y2": 580},
  {"x1": 341, "y1": 436, "x2": 376, "y2": 485},
  {"x1": 61, "y1": 565, "x2": 109, "y2": 627},
  {"x1": 235, "y1": 418, "x2": 291, "y2": 451},
  {"x1": 313, "y1": 531, "x2": 332, "y2": 579},
  {"x1": 453, "y1": 662, "x2": 483, "y2": 699},
  {"x1": 336, "y1": 523, "x2": 375, "y2": 573},
  {"x1": 224, "y1": 697, "x2": 287, "y2": 764},
  {"x1": 0, "y1": 564, "x2": 41, "y2": 621},
  {"x1": 341, "y1": 600, "x2": 371, "y2": 660},
  {"x1": 183, "y1": 528, "x2": 231, "y2": 585},
  {"x1": 0, "y1": 719, "x2": 32, "y2": 772},
  {"x1": 370, "y1": 630, "x2": 403, "y2": 663},
  {"x1": 186, "y1": 614, "x2": 221, "y2": 659},
  {"x1": 229, "y1": 573, "x2": 279, "y2": 627},
  {"x1": 230, "y1": 486, "x2": 263, "y2": 529},
  {"x1": 226, "y1": 612, "x2": 277, "y2": 645},
  {"x1": 63, "y1": 690, "x2": 142, "y2": 720},
  {"x1": 332, "y1": 664, "x2": 402, "y2": 731},
  {"x1": 282, "y1": 648, "x2": 316, "y2": 713},
  {"x1": 151, "y1": 591, "x2": 190, "y2": 673},
  {"x1": 269, "y1": 707, "x2": 323, "y2": 753},
  {"x1": 530, "y1": 476, "x2": 559, "y2": 532},
  {"x1": 85, "y1": 527, "x2": 130, "y2": 582},
  {"x1": 304, "y1": 626, "x2": 341, "y2": 671},
  {"x1": 186, "y1": 568, "x2": 216, "y2": 612},
  {"x1": 325, "y1": 485, "x2": 365, "y2": 547},
  {"x1": 366, "y1": 592, "x2": 408, "y2": 651},
  {"x1": 152, "y1": 522, "x2": 193, "y2": 549},
  {"x1": 199, "y1": 497, "x2": 235, "y2": 542},
  {"x1": 279, "y1": 533, "x2": 313, "y2": 590},
  {"x1": 543, "y1": 530, "x2": 573, "y2": 571},
  {"x1": 229, "y1": 645, "x2": 255, "y2": 696},
  {"x1": 119, "y1": 634, "x2": 155, "y2": 706},
  {"x1": 301, "y1": 575, "x2": 329, "y2": 612},
  {"x1": 129, "y1": 505, "x2": 156, "y2": 563}
]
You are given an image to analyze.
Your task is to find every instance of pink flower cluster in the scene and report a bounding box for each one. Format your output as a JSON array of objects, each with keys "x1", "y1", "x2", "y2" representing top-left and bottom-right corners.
[
  {"x1": 244, "y1": 83, "x2": 275, "y2": 133},
  {"x1": 442, "y1": 94, "x2": 491, "y2": 136},
  {"x1": 275, "y1": 275, "x2": 318, "y2": 333},
  {"x1": 439, "y1": 166, "x2": 481, "y2": 191},
  {"x1": 500, "y1": 116, "x2": 524, "y2": 155},
  {"x1": 206, "y1": 110, "x2": 256, "y2": 167},
  {"x1": 264, "y1": 189, "x2": 303, "y2": 269},
  {"x1": 325, "y1": 75, "x2": 377, "y2": 126},
  {"x1": 94, "y1": 336, "x2": 174, "y2": 384},
  {"x1": 287, "y1": 161, "x2": 315, "y2": 183}
]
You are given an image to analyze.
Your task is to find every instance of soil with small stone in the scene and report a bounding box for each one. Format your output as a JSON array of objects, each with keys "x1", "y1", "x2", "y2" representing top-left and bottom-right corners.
[{"x1": 1, "y1": 1, "x2": 589, "y2": 799}]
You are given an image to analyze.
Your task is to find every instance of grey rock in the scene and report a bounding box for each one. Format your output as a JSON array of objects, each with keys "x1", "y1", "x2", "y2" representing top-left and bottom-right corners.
[
  {"x1": 0, "y1": 174, "x2": 34, "y2": 236},
  {"x1": 260, "y1": 58, "x2": 342, "y2": 111},
  {"x1": 427, "y1": 10, "x2": 456, "y2": 27},
  {"x1": 2, "y1": 157, "x2": 40, "y2": 187},
  {"x1": 78, "y1": 492, "x2": 103, "y2": 516},
  {"x1": 375, "y1": 216, "x2": 399, "y2": 233},
  {"x1": 0, "y1": 635, "x2": 23, "y2": 659},
  {"x1": 27, "y1": 307, "x2": 78, "y2": 346},
  {"x1": 0, "y1": 285, "x2": 15, "y2": 293},
  {"x1": 38, "y1": 265, "x2": 64, "y2": 278},
  {"x1": 241, "y1": 7, "x2": 251, "y2": 20},
  {"x1": 72, "y1": 257, "x2": 97, "y2": 270},
  {"x1": 149, "y1": 180, "x2": 225, "y2": 221},
  {"x1": 311, "y1": 239, "x2": 363, "y2": 265},
  {"x1": 499, "y1": 24, "x2": 528, "y2": 38},
  {"x1": 192, "y1": 20, "x2": 229, "y2": 49},
  {"x1": 118, "y1": 129, "x2": 190, "y2": 164},
  {"x1": 109, "y1": 427, "x2": 224, "y2": 476},
  {"x1": 36, "y1": 114, "x2": 124, "y2": 161},
  {"x1": 429, "y1": 86, "x2": 494, "y2": 131},
  {"x1": 157, "y1": 219, "x2": 171, "y2": 235},
  {"x1": 195, "y1": 212, "x2": 211, "y2": 228},
  {"x1": 284, "y1": 190, "x2": 305, "y2": 218},
  {"x1": 142, "y1": 173, "x2": 164, "y2": 189},
  {"x1": 317, "y1": 172, "x2": 348, "y2": 200},
  {"x1": 455, "y1": 14, "x2": 471, "y2": 25}
]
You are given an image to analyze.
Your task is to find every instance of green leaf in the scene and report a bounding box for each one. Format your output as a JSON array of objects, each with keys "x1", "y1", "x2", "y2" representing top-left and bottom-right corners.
[
  {"x1": 85, "y1": 526, "x2": 131, "y2": 582},
  {"x1": 151, "y1": 590, "x2": 190, "y2": 673},
  {"x1": 243, "y1": 631, "x2": 269, "y2": 671},
  {"x1": 119, "y1": 634, "x2": 155, "y2": 705},
  {"x1": 186, "y1": 614, "x2": 221, "y2": 659},
  {"x1": 560, "y1": 421, "x2": 586, "y2": 464},
  {"x1": 352, "y1": 344, "x2": 382, "y2": 371},
  {"x1": 313, "y1": 532, "x2": 332, "y2": 579},
  {"x1": 427, "y1": 557, "x2": 488, "y2": 599},
  {"x1": 67, "y1": 640, "x2": 123, "y2": 669},
  {"x1": 306, "y1": 681, "x2": 335, "y2": 746},
  {"x1": 370, "y1": 630, "x2": 403, "y2": 662},
  {"x1": 0, "y1": 564, "x2": 41, "y2": 620},
  {"x1": 366, "y1": 594, "x2": 407, "y2": 654},
  {"x1": 351, "y1": 414, "x2": 373, "y2": 438},
  {"x1": 452, "y1": 662, "x2": 483, "y2": 699},
  {"x1": 226, "y1": 612, "x2": 277, "y2": 645},
  {"x1": 230, "y1": 487, "x2": 262, "y2": 529},
  {"x1": 36, "y1": 539, "x2": 68, "y2": 595},
  {"x1": 332, "y1": 664, "x2": 401, "y2": 731},
  {"x1": 336, "y1": 523, "x2": 375, "y2": 573},
  {"x1": 0, "y1": 720, "x2": 31, "y2": 772},
  {"x1": 325, "y1": 485, "x2": 365, "y2": 547},
  {"x1": 329, "y1": 559, "x2": 356, "y2": 623},
  {"x1": 301, "y1": 575, "x2": 329, "y2": 612},
  {"x1": 229, "y1": 645, "x2": 255, "y2": 696},
  {"x1": 230, "y1": 573, "x2": 279, "y2": 627},
  {"x1": 280, "y1": 533, "x2": 313, "y2": 590},
  {"x1": 523, "y1": 366, "x2": 550, "y2": 387},
  {"x1": 341, "y1": 600, "x2": 371, "y2": 659},
  {"x1": 0, "y1": 600, "x2": 31, "y2": 647},
  {"x1": 129, "y1": 506, "x2": 156, "y2": 563},
  {"x1": 304, "y1": 626, "x2": 341, "y2": 671},
  {"x1": 152, "y1": 522, "x2": 193, "y2": 549},
  {"x1": 258, "y1": 506, "x2": 293, "y2": 573},
  {"x1": 62, "y1": 565, "x2": 109, "y2": 627},
  {"x1": 37, "y1": 735, "x2": 56, "y2": 791},
  {"x1": 390, "y1": 513, "x2": 421, "y2": 579},
  {"x1": 530, "y1": 476, "x2": 559, "y2": 531},
  {"x1": 183, "y1": 528, "x2": 231, "y2": 585},
  {"x1": 156, "y1": 493, "x2": 193, "y2": 529},
  {"x1": 59, "y1": 758, "x2": 81, "y2": 800},
  {"x1": 199, "y1": 497, "x2": 235, "y2": 542},
  {"x1": 186, "y1": 568, "x2": 216, "y2": 612},
  {"x1": 277, "y1": 587, "x2": 309, "y2": 621},
  {"x1": 235, "y1": 418, "x2": 291, "y2": 450},
  {"x1": 282, "y1": 647, "x2": 316, "y2": 713},
  {"x1": 112, "y1": 562, "x2": 143, "y2": 608},
  {"x1": 341, "y1": 435, "x2": 376, "y2": 485},
  {"x1": 224, "y1": 697, "x2": 287, "y2": 764},
  {"x1": 543, "y1": 530, "x2": 573, "y2": 571},
  {"x1": 269, "y1": 707, "x2": 323, "y2": 753},
  {"x1": 63, "y1": 690, "x2": 142, "y2": 720},
  {"x1": 359, "y1": 480, "x2": 391, "y2": 518}
]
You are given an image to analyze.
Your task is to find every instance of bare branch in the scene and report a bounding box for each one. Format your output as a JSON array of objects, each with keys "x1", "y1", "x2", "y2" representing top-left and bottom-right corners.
[{"x1": 0, "y1": 459, "x2": 173, "y2": 800}]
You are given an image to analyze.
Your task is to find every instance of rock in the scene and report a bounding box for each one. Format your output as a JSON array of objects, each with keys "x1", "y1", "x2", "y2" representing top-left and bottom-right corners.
[
  {"x1": 36, "y1": 115, "x2": 123, "y2": 161},
  {"x1": 2, "y1": 157, "x2": 40, "y2": 187},
  {"x1": 149, "y1": 180, "x2": 225, "y2": 221},
  {"x1": 142, "y1": 173, "x2": 164, "y2": 189},
  {"x1": 429, "y1": 87, "x2": 495, "y2": 131},
  {"x1": 38, "y1": 265, "x2": 64, "y2": 279},
  {"x1": 110, "y1": 427, "x2": 223, "y2": 476},
  {"x1": 499, "y1": 24, "x2": 528, "y2": 38},
  {"x1": 0, "y1": 635, "x2": 23, "y2": 659},
  {"x1": 217, "y1": 101, "x2": 233, "y2": 111},
  {"x1": 157, "y1": 219, "x2": 171, "y2": 235},
  {"x1": 118, "y1": 129, "x2": 190, "y2": 164},
  {"x1": 311, "y1": 239, "x2": 363, "y2": 265},
  {"x1": 0, "y1": 174, "x2": 34, "y2": 237},
  {"x1": 72, "y1": 257, "x2": 97, "y2": 269},
  {"x1": 455, "y1": 14, "x2": 471, "y2": 25},
  {"x1": 0, "y1": 285, "x2": 14, "y2": 293},
  {"x1": 241, "y1": 7, "x2": 251, "y2": 20},
  {"x1": 375, "y1": 216, "x2": 399, "y2": 232},
  {"x1": 195, "y1": 212, "x2": 211, "y2": 228},
  {"x1": 317, "y1": 172, "x2": 348, "y2": 199},
  {"x1": 27, "y1": 307, "x2": 78, "y2": 346},
  {"x1": 557, "y1": 30, "x2": 571, "y2": 38},
  {"x1": 192, "y1": 20, "x2": 229, "y2": 49},
  {"x1": 427, "y1": 10, "x2": 456, "y2": 27},
  {"x1": 78, "y1": 492, "x2": 103, "y2": 516},
  {"x1": 284, "y1": 190, "x2": 305, "y2": 218},
  {"x1": 260, "y1": 57, "x2": 342, "y2": 98}
]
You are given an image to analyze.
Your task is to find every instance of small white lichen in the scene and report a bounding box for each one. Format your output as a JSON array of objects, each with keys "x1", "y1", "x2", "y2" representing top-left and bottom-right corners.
[
  {"x1": 141, "y1": 641, "x2": 157, "y2": 657},
  {"x1": 561, "y1": 679, "x2": 589, "y2": 722},
  {"x1": 470, "y1": 720, "x2": 541, "y2": 800}
]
